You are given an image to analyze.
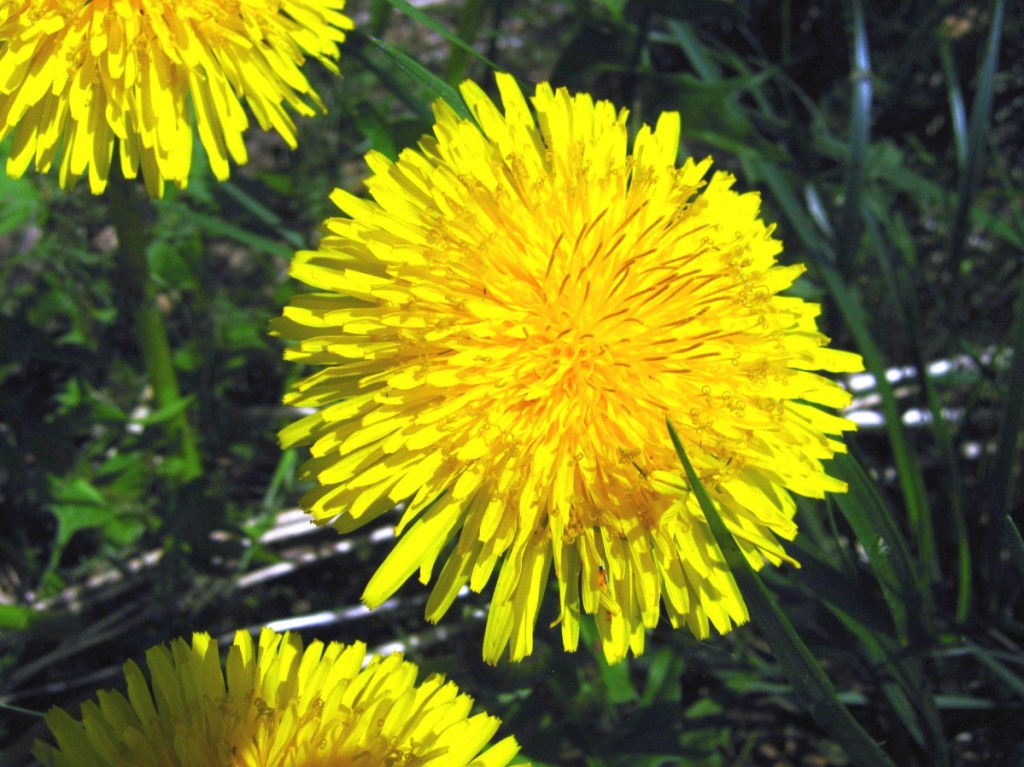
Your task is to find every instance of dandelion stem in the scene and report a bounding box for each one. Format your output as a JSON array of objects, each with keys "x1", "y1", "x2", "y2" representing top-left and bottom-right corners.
[{"x1": 108, "y1": 171, "x2": 201, "y2": 480}]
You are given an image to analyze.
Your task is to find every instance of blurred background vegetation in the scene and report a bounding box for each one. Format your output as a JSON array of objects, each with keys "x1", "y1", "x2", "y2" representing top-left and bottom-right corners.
[{"x1": 1, "y1": 0, "x2": 1023, "y2": 765}]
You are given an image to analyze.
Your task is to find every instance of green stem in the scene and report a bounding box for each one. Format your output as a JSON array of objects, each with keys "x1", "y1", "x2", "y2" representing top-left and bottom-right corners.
[{"x1": 108, "y1": 172, "x2": 201, "y2": 480}]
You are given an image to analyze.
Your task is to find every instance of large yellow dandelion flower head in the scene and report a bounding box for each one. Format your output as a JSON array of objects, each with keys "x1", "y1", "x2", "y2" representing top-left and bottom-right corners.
[
  {"x1": 33, "y1": 627, "x2": 523, "y2": 767},
  {"x1": 0, "y1": 0, "x2": 352, "y2": 197},
  {"x1": 275, "y1": 73, "x2": 864, "y2": 664}
]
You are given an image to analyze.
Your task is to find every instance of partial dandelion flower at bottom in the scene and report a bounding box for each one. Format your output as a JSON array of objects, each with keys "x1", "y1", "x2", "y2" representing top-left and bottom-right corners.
[
  {"x1": 33, "y1": 628, "x2": 524, "y2": 767},
  {"x1": 275, "y1": 73, "x2": 864, "y2": 665}
]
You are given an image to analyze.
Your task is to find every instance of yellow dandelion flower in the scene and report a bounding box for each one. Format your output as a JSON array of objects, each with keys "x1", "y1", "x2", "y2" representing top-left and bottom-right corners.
[
  {"x1": 274, "y1": 73, "x2": 865, "y2": 664},
  {"x1": 33, "y1": 627, "x2": 523, "y2": 767},
  {"x1": 0, "y1": 0, "x2": 352, "y2": 197}
]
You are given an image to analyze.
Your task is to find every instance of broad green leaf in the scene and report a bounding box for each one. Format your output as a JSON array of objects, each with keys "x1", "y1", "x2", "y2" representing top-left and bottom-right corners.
[
  {"x1": 0, "y1": 604, "x2": 38, "y2": 630},
  {"x1": 0, "y1": 173, "x2": 40, "y2": 236}
]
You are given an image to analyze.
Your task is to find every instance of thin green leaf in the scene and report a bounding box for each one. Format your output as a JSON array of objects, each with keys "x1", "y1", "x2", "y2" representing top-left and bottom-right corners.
[
  {"x1": 864, "y1": 208, "x2": 971, "y2": 621},
  {"x1": 596, "y1": 655, "x2": 640, "y2": 705},
  {"x1": 749, "y1": 161, "x2": 936, "y2": 597},
  {"x1": 353, "y1": 103, "x2": 400, "y2": 160},
  {"x1": 969, "y1": 642, "x2": 1024, "y2": 700},
  {"x1": 978, "y1": 259, "x2": 1024, "y2": 573},
  {"x1": 783, "y1": 537, "x2": 895, "y2": 638},
  {"x1": 444, "y1": 0, "x2": 488, "y2": 83},
  {"x1": 1007, "y1": 517, "x2": 1024, "y2": 578},
  {"x1": 369, "y1": 0, "x2": 394, "y2": 36},
  {"x1": 384, "y1": 0, "x2": 497, "y2": 74},
  {"x1": 666, "y1": 420, "x2": 897, "y2": 767},
  {"x1": 829, "y1": 453, "x2": 920, "y2": 642},
  {"x1": 838, "y1": 0, "x2": 871, "y2": 276},
  {"x1": 938, "y1": 40, "x2": 968, "y2": 171},
  {"x1": 664, "y1": 20, "x2": 720, "y2": 81},
  {"x1": 0, "y1": 701, "x2": 45, "y2": 718},
  {"x1": 365, "y1": 35, "x2": 471, "y2": 120},
  {"x1": 982, "y1": 154, "x2": 1024, "y2": 597},
  {"x1": 789, "y1": 535, "x2": 943, "y2": 757},
  {"x1": 132, "y1": 393, "x2": 196, "y2": 426},
  {"x1": 155, "y1": 201, "x2": 294, "y2": 259},
  {"x1": 219, "y1": 181, "x2": 305, "y2": 248},
  {"x1": 640, "y1": 648, "x2": 681, "y2": 706},
  {"x1": 950, "y1": 0, "x2": 1005, "y2": 316}
]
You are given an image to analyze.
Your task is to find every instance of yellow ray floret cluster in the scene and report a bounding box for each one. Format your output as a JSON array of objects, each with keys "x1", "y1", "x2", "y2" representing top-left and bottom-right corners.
[
  {"x1": 275, "y1": 73, "x2": 864, "y2": 664},
  {"x1": 34, "y1": 627, "x2": 523, "y2": 767},
  {"x1": 0, "y1": 0, "x2": 352, "y2": 197}
]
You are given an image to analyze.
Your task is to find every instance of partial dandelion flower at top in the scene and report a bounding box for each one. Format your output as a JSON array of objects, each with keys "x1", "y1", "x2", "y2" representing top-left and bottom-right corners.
[
  {"x1": 33, "y1": 628, "x2": 524, "y2": 767},
  {"x1": 274, "y1": 73, "x2": 865, "y2": 664},
  {"x1": 0, "y1": 0, "x2": 353, "y2": 197}
]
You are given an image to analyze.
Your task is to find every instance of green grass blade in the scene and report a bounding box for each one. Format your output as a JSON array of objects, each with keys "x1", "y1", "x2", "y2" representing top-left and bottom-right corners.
[
  {"x1": 949, "y1": 0, "x2": 1005, "y2": 317},
  {"x1": 783, "y1": 537, "x2": 895, "y2": 638},
  {"x1": 219, "y1": 181, "x2": 305, "y2": 248},
  {"x1": 369, "y1": 0, "x2": 394, "y2": 36},
  {"x1": 364, "y1": 34, "x2": 471, "y2": 120},
  {"x1": 666, "y1": 420, "x2": 897, "y2": 767},
  {"x1": 664, "y1": 20, "x2": 720, "y2": 81},
  {"x1": 154, "y1": 201, "x2": 294, "y2": 259},
  {"x1": 1007, "y1": 517, "x2": 1024, "y2": 578},
  {"x1": 983, "y1": 283, "x2": 1024, "y2": 594},
  {"x1": 384, "y1": 0, "x2": 497, "y2": 74},
  {"x1": 864, "y1": 209, "x2": 971, "y2": 622},
  {"x1": 982, "y1": 151, "x2": 1024, "y2": 605},
  {"x1": 838, "y1": 0, "x2": 871, "y2": 277},
  {"x1": 829, "y1": 453, "x2": 921, "y2": 644},
  {"x1": 969, "y1": 642, "x2": 1024, "y2": 700},
  {"x1": 444, "y1": 0, "x2": 488, "y2": 83},
  {"x1": 938, "y1": 40, "x2": 968, "y2": 172},
  {"x1": 754, "y1": 164, "x2": 936, "y2": 597}
]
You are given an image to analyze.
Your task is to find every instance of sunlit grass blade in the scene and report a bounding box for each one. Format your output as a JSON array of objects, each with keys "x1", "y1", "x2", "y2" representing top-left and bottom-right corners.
[
  {"x1": 666, "y1": 419, "x2": 897, "y2": 767},
  {"x1": 364, "y1": 34, "x2": 471, "y2": 119},
  {"x1": 384, "y1": 0, "x2": 497, "y2": 75},
  {"x1": 949, "y1": 0, "x2": 1005, "y2": 318}
]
